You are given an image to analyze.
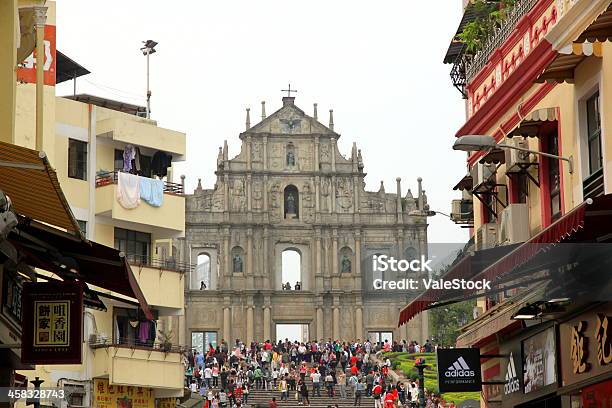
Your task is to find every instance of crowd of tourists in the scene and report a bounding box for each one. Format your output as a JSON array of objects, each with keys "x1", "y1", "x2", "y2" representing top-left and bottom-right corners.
[{"x1": 182, "y1": 338, "x2": 455, "y2": 408}]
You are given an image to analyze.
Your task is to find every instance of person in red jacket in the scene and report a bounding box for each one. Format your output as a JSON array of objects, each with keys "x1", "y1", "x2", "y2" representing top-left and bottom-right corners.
[
  {"x1": 350, "y1": 364, "x2": 359, "y2": 376},
  {"x1": 269, "y1": 396, "x2": 278, "y2": 408}
]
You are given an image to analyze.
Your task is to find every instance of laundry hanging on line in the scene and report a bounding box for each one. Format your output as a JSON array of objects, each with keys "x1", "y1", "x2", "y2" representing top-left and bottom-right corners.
[
  {"x1": 116, "y1": 171, "x2": 141, "y2": 209},
  {"x1": 139, "y1": 176, "x2": 164, "y2": 207}
]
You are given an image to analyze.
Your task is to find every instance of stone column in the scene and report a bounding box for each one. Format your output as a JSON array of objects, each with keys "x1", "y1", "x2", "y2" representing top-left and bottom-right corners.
[
  {"x1": 355, "y1": 306, "x2": 363, "y2": 341},
  {"x1": 315, "y1": 229, "x2": 322, "y2": 276},
  {"x1": 247, "y1": 174, "x2": 252, "y2": 212},
  {"x1": 314, "y1": 136, "x2": 320, "y2": 172},
  {"x1": 223, "y1": 301, "x2": 231, "y2": 342},
  {"x1": 332, "y1": 297, "x2": 340, "y2": 340},
  {"x1": 316, "y1": 303, "x2": 324, "y2": 341},
  {"x1": 332, "y1": 229, "x2": 338, "y2": 276},
  {"x1": 223, "y1": 229, "x2": 231, "y2": 288},
  {"x1": 263, "y1": 175, "x2": 269, "y2": 211},
  {"x1": 263, "y1": 227, "x2": 270, "y2": 288},
  {"x1": 247, "y1": 303, "x2": 254, "y2": 344},
  {"x1": 223, "y1": 175, "x2": 230, "y2": 212},
  {"x1": 315, "y1": 176, "x2": 320, "y2": 212},
  {"x1": 354, "y1": 229, "x2": 362, "y2": 290},
  {"x1": 246, "y1": 228, "x2": 253, "y2": 275},
  {"x1": 246, "y1": 135, "x2": 252, "y2": 170},
  {"x1": 263, "y1": 296, "x2": 271, "y2": 341},
  {"x1": 263, "y1": 136, "x2": 268, "y2": 171}
]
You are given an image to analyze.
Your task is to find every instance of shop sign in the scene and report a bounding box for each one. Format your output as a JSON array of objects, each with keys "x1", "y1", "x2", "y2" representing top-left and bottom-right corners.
[
  {"x1": 94, "y1": 379, "x2": 154, "y2": 408},
  {"x1": 437, "y1": 348, "x2": 482, "y2": 393},
  {"x1": 16, "y1": 25, "x2": 56, "y2": 86},
  {"x1": 560, "y1": 304, "x2": 612, "y2": 388},
  {"x1": 21, "y1": 281, "x2": 83, "y2": 365},
  {"x1": 504, "y1": 352, "x2": 521, "y2": 395},
  {"x1": 156, "y1": 398, "x2": 176, "y2": 408},
  {"x1": 522, "y1": 327, "x2": 557, "y2": 393},
  {"x1": 582, "y1": 379, "x2": 612, "y2": 408}
]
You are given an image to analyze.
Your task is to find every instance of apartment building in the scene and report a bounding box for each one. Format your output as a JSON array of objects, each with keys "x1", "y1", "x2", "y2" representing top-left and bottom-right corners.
[{"x1": 1, "y1": 2, "x2": 189, "y2": 407}]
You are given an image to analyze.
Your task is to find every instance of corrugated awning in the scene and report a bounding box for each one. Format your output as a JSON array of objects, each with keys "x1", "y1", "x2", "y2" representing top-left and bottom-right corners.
[
  {"x1": 0, "y1": 141, "x2": 80, "y2": 235},
  {"x1": 537, "y1": 4, "x2": 612, "y2": 83},
  {"x1": 9, "y1": 218, "x2": 153, "y2": 320},
  {"x1": 398, "y1": 245, "x2": 518, "y2": 326},
  {"x1": 479, "y1": 148, "x2": 505, "y2": 164},
  {"x1": 453, "y1": 174, "x2": 473, "y2": 191},
  {"x1": 507, "y1": 108, "x2": 558, "y2": 138}
]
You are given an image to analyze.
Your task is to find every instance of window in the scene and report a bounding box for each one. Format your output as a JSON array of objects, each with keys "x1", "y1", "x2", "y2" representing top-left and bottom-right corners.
[
  {"x1": 68, "y1": 139, "x2": 87, "y2": 180},
  {"x1": 114, "y1": 227, "x2": 151, "y2": 263},
  {"x1": 586, "y1": 92, "x2": 602, "y2": 175},
  {"x1": 368, "y1": 331, "x2": 393, "y2": 345},
  {"x1": 195, "y1": 253, "x2": 211, "y2": 290},
  {"x1": 284, "y1": 185, "x2": 299, "y2": 219},
  {"x1": 281, "y1": 249, "x2": 301, "y2": 290},
  {"x1": 113, "y1": 307, "x2": 157, "y2": 347},
  {"x1": 547, "y1": 133, "x2": 561, "y2": 221}
]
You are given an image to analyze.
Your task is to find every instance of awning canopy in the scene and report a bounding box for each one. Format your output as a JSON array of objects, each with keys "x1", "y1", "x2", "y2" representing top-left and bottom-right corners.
[
  {"x1": 537, "y1": 4, "x2": 612, "y2": 83},
  {"x1": 56, "y1": 50, "x2": 91, "y2": 84},
  {"x1": 536, "y1": 41, "x2": 603, "y2": 83},
  {"x1": 507, "y1": 108, "x2": 558, "y2": 138},
  {"x1": 479, "y1": 148, "x2": 505, "y2": 164},
  {"x1": 398, "y1": 245, "x2": 518, "y2": 326},
  {"x1": 453, "y1": 174, "x2": 473, "y2": 191},
  {"x1": 8, "y1": 218, "x2": 153, "y2": 320},
  {"x1": 398, "y1": 194, "x2": 612, "y2": 326},
  {"x1": 0, "y1": 141, "x2": 81, "y2": 234}
]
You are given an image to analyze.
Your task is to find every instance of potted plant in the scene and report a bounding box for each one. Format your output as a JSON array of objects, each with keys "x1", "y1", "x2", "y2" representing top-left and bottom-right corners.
[{"x1": 158, "y1": 328, "x2": 174, "y2": 352}]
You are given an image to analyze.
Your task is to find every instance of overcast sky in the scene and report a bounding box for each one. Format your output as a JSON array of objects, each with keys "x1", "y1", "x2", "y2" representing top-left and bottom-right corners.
[{"x1": 55, "y1": 0, "x2": 468, "y2": 243}]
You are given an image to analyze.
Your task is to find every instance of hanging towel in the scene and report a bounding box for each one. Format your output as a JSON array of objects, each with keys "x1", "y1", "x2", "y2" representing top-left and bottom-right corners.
[
  {"x1": 123, "y1": 145, "x2": 135, "y2": 173},
  {"x1": 139, "y1": 176, "x2": 164, "y2": 207},
  {"x1": 117, "y1": 171, "x2": 141, "y2": 209}
]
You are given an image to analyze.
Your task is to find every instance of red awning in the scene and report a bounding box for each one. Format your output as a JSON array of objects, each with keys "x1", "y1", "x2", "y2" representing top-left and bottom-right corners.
[{"x1": 398, "y1": 195, "x2": 612, "y2": 326}]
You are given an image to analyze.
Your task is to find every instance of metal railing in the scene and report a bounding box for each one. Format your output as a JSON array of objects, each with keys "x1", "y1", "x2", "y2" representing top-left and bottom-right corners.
[
  {"x1": 453, "y1": 0, "x2": 539, "y2": 86},
  {"x1": 95, "y1": 170, "x2": 184, "y2": 195},
  {"x1": 126, "y1": 253, "x2": 194, "y2": 274},
  {"x1": 89, "y1": 335, "x2": 186, "y2": 354}
]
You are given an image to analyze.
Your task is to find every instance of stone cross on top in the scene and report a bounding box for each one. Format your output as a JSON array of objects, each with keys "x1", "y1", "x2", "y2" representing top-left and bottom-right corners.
[{"x1": 281, "y1": 83, "x2": 298, "y2": 98}]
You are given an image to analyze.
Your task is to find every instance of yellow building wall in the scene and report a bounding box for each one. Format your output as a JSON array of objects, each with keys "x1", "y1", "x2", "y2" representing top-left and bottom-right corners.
[
  {"x1": 94, "y1": 222, "x2": 114, "y2": 247},
  {"x1": 133, "y1": 266, "x2": 184, "y2": 310},
  {"x1": 14, "y1": 84, "x2": 57, "y2": 164},
  {"x1": 0, "y1": 0, "x2": 17, "y2": 144}
]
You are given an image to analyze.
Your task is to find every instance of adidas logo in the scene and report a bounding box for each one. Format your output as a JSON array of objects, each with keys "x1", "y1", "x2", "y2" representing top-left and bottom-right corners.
[
  {"x1": 444, "y1": 356, "x2": 475, "y2": 378},
  {"x1": 504, "y1": 352, "x2": 520, "y2": 394}
]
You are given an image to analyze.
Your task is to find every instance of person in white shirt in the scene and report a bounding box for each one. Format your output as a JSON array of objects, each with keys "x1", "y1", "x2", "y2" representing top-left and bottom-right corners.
[
  {"x1": 204, "y1": 366, "x2": 213, "y2": 388},
  {"x1": 189, "y1": 380, "x2": 198, "y2": 393},
  {"x1": 310, "y1": 370, "x2": 322, "y2": 397}
]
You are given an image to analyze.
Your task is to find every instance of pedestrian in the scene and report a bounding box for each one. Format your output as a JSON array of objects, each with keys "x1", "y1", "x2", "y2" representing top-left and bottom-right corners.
[
  {"x1": 354, "y1": 378, "x2": 365, "y2": 407},
  {"x1": 337, "y1": 371, "x2": 347, "y2": 399},
  {"x1": 300, "y1": 379, "x2": 310, "y2": 406}
]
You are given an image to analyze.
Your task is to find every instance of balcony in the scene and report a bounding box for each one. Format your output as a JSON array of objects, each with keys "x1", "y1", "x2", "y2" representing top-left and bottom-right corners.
[
  {"x1": 95, "y1": 171, "x2": 185, "y2": 235},
  {"x1": 451, "y1": 0, "x2": 538, "y2": 92},
  {"x1": 90, "y1": 336, "x2": 184, "y2": 393},
  {"x1": 97, "y1": 115, "x2": 186, "y2": 159},
  {"x1": 128, "y1": 258, "x2": 186, "y2": 312}
]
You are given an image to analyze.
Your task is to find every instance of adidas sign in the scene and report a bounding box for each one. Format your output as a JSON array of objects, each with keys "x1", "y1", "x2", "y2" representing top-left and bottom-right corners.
[
  {"x1": 504, "y1": 352, "x2": 520, "y2": 395},
  {"x1": 444, "y1": 356, "x2": 475, "y2": 378}
]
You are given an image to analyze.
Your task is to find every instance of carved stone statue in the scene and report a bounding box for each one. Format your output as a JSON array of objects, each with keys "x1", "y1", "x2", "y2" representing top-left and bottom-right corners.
[
  {"x1": 233, "y1": 255, "x2": 243, "y2": 273},
  {"x1": 287, "y1": 151, "x2": 295, "y2": 166},
  {"x1": 341, "y1": 255, "x2": 352, "y2": 273},
  {"x1": 286, "y1": 192, "x2": 297, "y2": 214}
]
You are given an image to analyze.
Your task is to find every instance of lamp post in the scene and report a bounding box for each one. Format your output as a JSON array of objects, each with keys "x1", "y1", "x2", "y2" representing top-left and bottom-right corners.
[
  {"x1": 414, "y1": 357, "x2": 428, "y2": 408},
  {"x1": 140, "y1": 40, "x2": 158, "y2": 119},
  {"x1": 29, "y1": 377, "x2": 44, "y2": 408},
  {"x1": 453, "y1": 134, "x2": 574, "y2": 173}
]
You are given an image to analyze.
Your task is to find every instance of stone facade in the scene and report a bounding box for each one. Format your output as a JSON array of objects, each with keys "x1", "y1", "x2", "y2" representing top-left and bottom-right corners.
[{"x1": 181, "y1": 96, "x2": 430, "y2": 345}]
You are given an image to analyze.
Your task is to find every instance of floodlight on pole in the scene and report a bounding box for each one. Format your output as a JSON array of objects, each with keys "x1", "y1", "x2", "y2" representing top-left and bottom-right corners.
[
  {"x1": 453, "y1": 134, "x2": 573, "y2": 173},
  {"x1": 140, "y1": 40, "x2": 158, "y2": 119}
]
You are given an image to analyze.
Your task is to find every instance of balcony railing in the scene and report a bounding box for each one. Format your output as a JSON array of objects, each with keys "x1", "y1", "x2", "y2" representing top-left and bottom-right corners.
[
  {"x1": 452, "y1": 0, "x2": 539, "y2": 90},
  {"x1": 89, "y1": 335, "x2": 186, "y2": 354},
  {"x1": 95, "y1": 171, "x2": 184, "y2": 195},
  {"x1": 126, "y1": 253, "x2": 194, "y2": 274}
]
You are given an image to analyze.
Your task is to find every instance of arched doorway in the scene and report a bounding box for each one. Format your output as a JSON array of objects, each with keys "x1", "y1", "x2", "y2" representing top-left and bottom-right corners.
[{"x1": 195, "y1": 253, "x2": 211, "y2": 290}]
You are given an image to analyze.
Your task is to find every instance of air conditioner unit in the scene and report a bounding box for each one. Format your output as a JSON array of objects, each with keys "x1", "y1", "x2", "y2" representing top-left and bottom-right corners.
[
  {"x1": 476, "y1": 223, "x2": 498, "y2": 250},
  {"x1": 450, "y1": 199, "x2": 474, "y2": 223},
  {"x1": 505, "y1": 138, "x2": 531, "y2": 173},
  {"x1": 470, "y1": 162, "x2": 496, "y2": 187},
  {"x1": 499, "y1": 203, "x2": 530, "y2": 244}
]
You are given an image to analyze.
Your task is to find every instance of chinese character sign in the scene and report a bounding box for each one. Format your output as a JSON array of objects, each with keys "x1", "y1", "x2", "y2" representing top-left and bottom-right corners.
[
  {"x1": 93, "y1": 379, "x2": 154, "y2": 408},
  {"x1": 21, "y1": 281, "x2": 83, "y2": 364}
]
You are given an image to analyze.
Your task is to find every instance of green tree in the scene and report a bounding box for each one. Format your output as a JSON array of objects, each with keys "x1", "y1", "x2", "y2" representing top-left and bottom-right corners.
[{"x1": 429, "y1": 300, "x2": 476, "y2": 346}]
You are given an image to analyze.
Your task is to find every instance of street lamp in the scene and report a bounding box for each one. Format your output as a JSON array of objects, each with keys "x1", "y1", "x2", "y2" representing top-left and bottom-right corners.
[
  {"x1": 140, "y1": 40, "x2": 158, "y2": 119},
  {"x1": 453, "y1": 134, "x2": 573, "y2": 173}
]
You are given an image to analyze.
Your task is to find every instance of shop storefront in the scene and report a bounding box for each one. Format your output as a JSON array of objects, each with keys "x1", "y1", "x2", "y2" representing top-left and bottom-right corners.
[
  {"x1": 500, "y1": 323, "x2": 561, "y2": 408},
  {"x1": 558, "y1": 303, "x2": 612, "y2": 408}
]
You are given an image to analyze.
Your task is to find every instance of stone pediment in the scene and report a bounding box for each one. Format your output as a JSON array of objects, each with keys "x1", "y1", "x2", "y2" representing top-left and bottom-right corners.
[{"x1": 244, "y1": 97, "x2": 337, "y2": 137}]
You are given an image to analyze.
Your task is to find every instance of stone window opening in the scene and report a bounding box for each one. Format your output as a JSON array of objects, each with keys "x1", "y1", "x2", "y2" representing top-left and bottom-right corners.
[
  {"x1": 286, "y1": 142, "x2": 296, "y2": 166},
  {"x1": 231, "y1": 246, "x2": 245, "y2": 273},
  {"x1": 195, "y1": 253, "x2": 211, "y2": 290},
  {"x1": 281, "y1": 249, "x2": 301, "y2": 290}
]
